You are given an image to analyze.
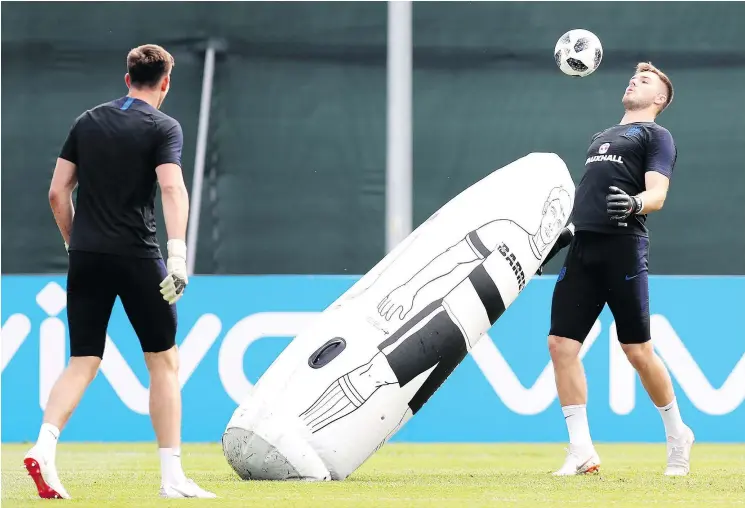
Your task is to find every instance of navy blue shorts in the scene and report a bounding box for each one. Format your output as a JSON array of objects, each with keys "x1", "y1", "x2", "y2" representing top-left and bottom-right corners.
[
  {"x1": 66, "y1": 251, "x2": 177, "y2": 358},
  {"x1": 549, "y1": 231, "x2": 650, "y2": 344}
]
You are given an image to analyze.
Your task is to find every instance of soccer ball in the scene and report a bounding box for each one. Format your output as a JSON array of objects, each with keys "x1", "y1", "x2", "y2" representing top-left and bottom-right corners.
[{"x1": 554, "y1": 29, "x2": 603, "y2": 77}]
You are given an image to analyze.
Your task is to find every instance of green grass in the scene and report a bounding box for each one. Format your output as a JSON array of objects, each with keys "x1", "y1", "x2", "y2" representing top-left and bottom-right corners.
[{"x1": 2, "y1": 443, "x2": 744, "y2": 507}]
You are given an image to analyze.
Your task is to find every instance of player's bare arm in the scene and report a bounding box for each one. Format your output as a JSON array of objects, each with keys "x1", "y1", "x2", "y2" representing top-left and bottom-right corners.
[
  {"x1": 637, "y1": 171, "x2": 670, "y2": 214},
  {"x1": 156, "y1": 162, "x2": 190, "y2": 305},
  {"x1": 156, "y1": 163, "x2": 189, "y2": 242},
  {"x1": 606, "y1": 175, "x2": 669, "y2": 221},
  {"x1": 48, "y1": 157, "x2": 78, "y2": 247}
]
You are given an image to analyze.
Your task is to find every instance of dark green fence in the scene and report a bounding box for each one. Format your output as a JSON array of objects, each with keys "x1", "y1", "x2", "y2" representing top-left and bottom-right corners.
[{"x1": 3, "y1": 2, "x2": 743, "y2": 274}]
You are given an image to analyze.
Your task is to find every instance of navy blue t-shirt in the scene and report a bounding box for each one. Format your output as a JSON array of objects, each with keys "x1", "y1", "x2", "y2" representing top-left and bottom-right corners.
[
  {"x1": 571, "y1": 122, "x2": 677, "y2": 236},
  {"x1": 59, "y1": 96, "x2": 183, "y2": 258}
]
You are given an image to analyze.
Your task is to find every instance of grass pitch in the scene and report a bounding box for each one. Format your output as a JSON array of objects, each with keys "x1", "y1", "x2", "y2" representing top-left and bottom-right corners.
[{"x1": 2, "y1": 443, "x2": 744, "y2": 507}]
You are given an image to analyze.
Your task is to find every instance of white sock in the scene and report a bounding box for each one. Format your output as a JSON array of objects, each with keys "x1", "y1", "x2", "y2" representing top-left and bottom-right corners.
[
  {"x1": 159, "y1": 448, "x2": 187, "y2": 486},
  {"x1": 562, "y1": 404, "x2": 593, "y2": 448},
  {"x1": 657, "y1": 398, "x2": 686, "y2": 438},
  {"x1": 36, "y1": 423, "x2": 60, "y2": 462}
]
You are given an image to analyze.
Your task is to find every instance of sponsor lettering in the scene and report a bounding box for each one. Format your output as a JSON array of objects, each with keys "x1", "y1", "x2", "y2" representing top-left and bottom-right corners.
[
  {"x1": 497, "y1": 243, "x2": 526, "y2": 291},
  {"x1": 586, "y1": 154, "x2": 623, "y2": 164},
  {"x1": 4, "y1": 282, "x2": 742, "y2": 418}
]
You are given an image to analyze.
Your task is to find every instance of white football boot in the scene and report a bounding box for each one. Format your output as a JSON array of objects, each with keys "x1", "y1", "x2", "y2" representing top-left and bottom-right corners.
[
  {"x1": 160, "y1": 478, "x2": 217, "y2": 498},
  {"x1": 552, "y1": 444, "x2": 601, "y2": 476},
  {"x1": 23, "y1": 447, "x2": 71, "y2": 499},
  {"x1": 664, "y1": 425, "x2": 695, "y2": 476}
]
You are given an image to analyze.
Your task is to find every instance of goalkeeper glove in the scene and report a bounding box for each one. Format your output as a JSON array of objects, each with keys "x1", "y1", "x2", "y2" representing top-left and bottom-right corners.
[
  {"x1": 606, "y1": 185, "x2": 643, "y2": 221},
  {"x1": 536, "y1": 224, "x2": 574, "y2": 275},
  {"x1": 160, "y1": 239, "x2": 188, "y2": 305}
]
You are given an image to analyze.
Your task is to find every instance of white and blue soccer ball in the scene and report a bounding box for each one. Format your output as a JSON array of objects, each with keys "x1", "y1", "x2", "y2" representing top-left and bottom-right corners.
[{"x1": 554, "y1": 29, "x2": 603, "y2": 78}]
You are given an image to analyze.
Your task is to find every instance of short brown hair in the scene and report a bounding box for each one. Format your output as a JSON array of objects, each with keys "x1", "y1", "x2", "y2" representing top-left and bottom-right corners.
[
  {"x1": 636, "y1": 62, "x2": 673, "y2": 113},
  {"x1": 127, "y1": 44, "x2": 174, "y2": 88}
]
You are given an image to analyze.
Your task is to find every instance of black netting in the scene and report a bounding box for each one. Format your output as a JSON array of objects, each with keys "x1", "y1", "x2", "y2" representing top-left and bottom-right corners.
[{"x1": 2, "y1": 2, "x2": 744, "y2": 274}]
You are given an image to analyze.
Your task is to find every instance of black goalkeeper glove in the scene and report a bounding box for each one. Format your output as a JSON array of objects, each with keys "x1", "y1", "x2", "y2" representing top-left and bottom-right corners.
[
  {"x1": 536, "y1": 225, "x2": 574, "y2": 275},
  {"x1": 606, "y1": 186, "x2": 643, "y2": 221}
]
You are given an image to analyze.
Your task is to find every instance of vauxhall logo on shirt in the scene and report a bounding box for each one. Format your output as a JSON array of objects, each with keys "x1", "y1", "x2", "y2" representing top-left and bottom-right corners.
[{"x1": 586, "y1": 142, "x2": 624, "y2": 165}]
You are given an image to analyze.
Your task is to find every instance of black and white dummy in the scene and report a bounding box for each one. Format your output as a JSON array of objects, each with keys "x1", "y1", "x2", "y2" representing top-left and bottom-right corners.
[{"x1": 222, "y1": 152, "x2": 575, "y2": 482}]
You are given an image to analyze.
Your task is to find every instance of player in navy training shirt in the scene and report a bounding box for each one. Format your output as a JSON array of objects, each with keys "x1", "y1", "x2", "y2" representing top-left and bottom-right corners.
[
  {"x1": 24, "y1": 44, "x2": 216, "y2": 499},
  {"x1": 546, "y1": 63, "x2": 694, "y2": 477}
]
